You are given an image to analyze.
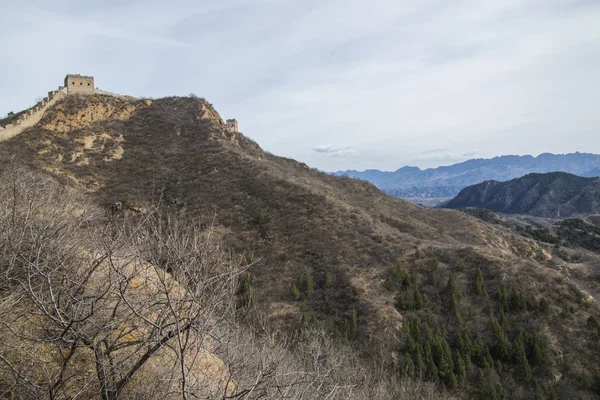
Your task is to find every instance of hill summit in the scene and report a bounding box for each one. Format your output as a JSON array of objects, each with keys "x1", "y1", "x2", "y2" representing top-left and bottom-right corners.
[
  {"x1": 2, "y1": 85, "x2": 600, "y2": 399},
  {"x1": 445, "y1": 172, "x2": 600, "y2": 218}
]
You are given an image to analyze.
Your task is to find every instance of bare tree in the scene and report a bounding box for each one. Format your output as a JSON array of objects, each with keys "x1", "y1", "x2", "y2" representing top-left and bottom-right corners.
[
  {"x1": 0, "y1": 165, "x2": 456, "y2": 400},
  {"x1": 0, "y1": 166, "x2": 245, "y2": 399}
]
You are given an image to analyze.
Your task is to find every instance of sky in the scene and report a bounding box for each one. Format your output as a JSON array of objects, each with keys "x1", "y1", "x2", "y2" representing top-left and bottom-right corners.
[{"x1": 0, "y1": 0, "x2": 599, "y2": 172}]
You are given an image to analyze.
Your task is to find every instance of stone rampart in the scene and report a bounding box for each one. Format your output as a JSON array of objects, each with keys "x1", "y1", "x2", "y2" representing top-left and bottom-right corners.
[{"x1": 0, "y1": 88, "x2": 67, "y2": 142}]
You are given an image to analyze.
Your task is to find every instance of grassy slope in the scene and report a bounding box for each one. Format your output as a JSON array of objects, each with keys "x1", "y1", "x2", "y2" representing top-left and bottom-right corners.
[{"x1": 1, "y1": 95, "x2": 600, "y2": 398}]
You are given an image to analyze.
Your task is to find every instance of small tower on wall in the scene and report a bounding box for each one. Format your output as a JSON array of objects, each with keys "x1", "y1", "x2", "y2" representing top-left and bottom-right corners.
[
  {"x1": 64, "y1": 74, "x2": 95, "y2": 95},
  {"x1": 226, "y1": 119, "x2": 239, "y2": 133}
]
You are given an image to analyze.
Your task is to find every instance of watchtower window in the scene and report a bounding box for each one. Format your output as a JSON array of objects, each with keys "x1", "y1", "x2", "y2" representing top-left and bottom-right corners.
[
  {"x1": 87, "y1": 83, "x2": 90, "y2": 86},
  {"x1": 72, "y1": 82, "x2": 75, "y2": 84},
  {"x1": 80, "y1": 82, "x2": 83, "y2": 85}
]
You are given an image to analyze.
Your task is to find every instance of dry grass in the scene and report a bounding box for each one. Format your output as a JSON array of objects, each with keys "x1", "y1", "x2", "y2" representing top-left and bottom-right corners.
[{"x1": 1, "y1": 95, "x2": 599, "y2": 398}]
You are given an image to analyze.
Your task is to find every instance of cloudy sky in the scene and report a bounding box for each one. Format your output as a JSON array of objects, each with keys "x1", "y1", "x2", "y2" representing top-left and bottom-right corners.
[{"x1": 1, "y1": 0, "x2": 599, "y2": 171}]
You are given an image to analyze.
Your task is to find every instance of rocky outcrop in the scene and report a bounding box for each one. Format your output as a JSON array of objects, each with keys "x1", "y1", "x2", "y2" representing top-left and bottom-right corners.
[{"x1": 42, "y1": 96, "x2": 151, "y2": 133}]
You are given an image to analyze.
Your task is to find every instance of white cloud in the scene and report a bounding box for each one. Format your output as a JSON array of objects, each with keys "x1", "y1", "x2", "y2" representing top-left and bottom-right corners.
[
  {"x1": 313, "y1": 144, "x2": 355, "y2": 157},
  {"x1": 1, "y1": 0, "x2": 599, "y2": 171}
]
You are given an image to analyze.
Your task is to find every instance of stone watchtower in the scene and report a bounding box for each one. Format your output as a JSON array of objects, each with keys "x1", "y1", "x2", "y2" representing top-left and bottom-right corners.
[
  {"x1": 64, "y1": 74, "x2": 95, "y2": 95},
  {"x1": 226, "y1": 119, "x2": 238, "y2": 133}
]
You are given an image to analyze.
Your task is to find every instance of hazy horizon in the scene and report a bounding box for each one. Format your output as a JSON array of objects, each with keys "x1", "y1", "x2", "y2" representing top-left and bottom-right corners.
[
  {"x1": 334, "y1": 151, "x2": 600, "y2": 173},
  {"x1": 1, "y1": 0, "x2": 599, "y2": 171}
]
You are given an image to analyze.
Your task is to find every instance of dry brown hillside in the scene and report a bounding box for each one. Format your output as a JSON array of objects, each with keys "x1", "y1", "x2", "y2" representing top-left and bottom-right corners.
[{"x1": 1, "y1": 94, "x2": 600, "y2": 399}]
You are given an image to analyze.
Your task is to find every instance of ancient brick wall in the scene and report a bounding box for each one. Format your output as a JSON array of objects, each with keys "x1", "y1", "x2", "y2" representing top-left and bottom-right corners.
[
  {"x1": 64, "y1": 74, "x2": 95, "y2": 95},
  {"x1": 0, "y1": 88, "x2": 67, "y2": 141},
  {"x1": 226, "y1": 119, "x2": 238, "y2": 133}
]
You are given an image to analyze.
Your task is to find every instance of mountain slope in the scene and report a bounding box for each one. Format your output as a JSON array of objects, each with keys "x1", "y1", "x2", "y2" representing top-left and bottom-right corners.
[
  {"x1": 583, "y1": 167, "x2": 600, "y2": 177},
  {"x1": 445, "y1": 172, "x2": 600, "y2": 218},
  {"x1": 2, "y1": 94, "x2": 600, "y2": 398},
  {"x1": 337, "y1": 153, "x2": 600, "y2": 200}
]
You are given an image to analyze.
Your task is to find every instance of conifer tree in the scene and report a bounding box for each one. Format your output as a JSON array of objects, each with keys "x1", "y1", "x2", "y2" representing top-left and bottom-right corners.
[
  {"x1": 455, "y1": 352, "x2": 467, "y2": 384},
  {"x1": 351, "y1": 308, "x2": 358, "y2": 334},
  {"x1": 325, "y1": 271, "x2": 333, "y2": 287},
  {"x1": 304, "y1": 272, "x2": 314, "y2": 296},
  {"x1": 497, "y1": 283, "x2": 508, "y2": 310},
  {"x1": 432, "y1": 257, "x2": 440, "y2": 271},
  {"x1": 447, "y1": 272, "x2": 462, "y2": 300},
  {"x1": 477, "y1": 369, "x2": 487, "y2": 399},
  {"x1": 414, "y1": 288, "x2": 424, "y2": 310},
  {"x1": 474, "y1": 267, "x2": 485, "y2": 295},
  {"x1": 415, "y1": 350, "x2": 426, "y2": 377},
  {"x1": 512, "y1": 337, "x2": 532, "y2": 380},
  {"x1": 444, "y1": 371, "x2": 458, "y2": 389},
  {"x1": 490, "y1": 317, "x2": 510, "y2": 360},
  {"x1": 404, "y1": 353, "x2": 416, "y2": 378},
  {"x1": 539, "y1": 298, "x2": 550, "y2": 315},
  {"x1": 291, "y1": 283, "x2": 300, "y2": 300},
  {"x1": 508, "y1": 287, "x2": 526, "y2": 312},
  {"x1": 238, "y1": 275, "x2": 258, "y2": 309},
  {"x1": 393, "y1": 263, "x2": 405, "y2": 289}
]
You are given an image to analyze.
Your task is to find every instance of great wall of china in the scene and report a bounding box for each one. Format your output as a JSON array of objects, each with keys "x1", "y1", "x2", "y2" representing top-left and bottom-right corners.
[
  {"x1": 0, "y1": 74, "x2": 133, "y2": 142},
  {"x1": 0, "y1": 74, "x2": 239, "y2": 142},
  {"x1": 0, "y1": 87, "x2": 68, "y2": 142}
]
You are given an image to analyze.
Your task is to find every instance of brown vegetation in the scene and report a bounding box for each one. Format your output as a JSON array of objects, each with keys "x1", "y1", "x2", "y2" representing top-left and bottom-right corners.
[{"x1": 1, "y1": 94, "x2": 600, "y2": 398}]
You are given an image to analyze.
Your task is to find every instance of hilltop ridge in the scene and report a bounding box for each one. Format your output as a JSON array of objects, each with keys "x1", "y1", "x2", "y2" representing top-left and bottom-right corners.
[
  {"x1": 445, "y1": 172, "x2": 600, "y2": 218},
  {"x1": 2, "y1": 92, "x2": 600, "y2": 398}
]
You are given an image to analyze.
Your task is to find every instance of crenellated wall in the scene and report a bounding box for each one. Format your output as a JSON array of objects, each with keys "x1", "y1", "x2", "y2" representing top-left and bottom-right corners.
[{"x1": 0, "y1": 87, "x2": 67, "y2": 142}]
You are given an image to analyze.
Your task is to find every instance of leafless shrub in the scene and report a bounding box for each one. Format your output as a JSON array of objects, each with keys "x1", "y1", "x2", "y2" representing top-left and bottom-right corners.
[{"x1": 0, "y1": 165, "x2": 455, "y2": 400}]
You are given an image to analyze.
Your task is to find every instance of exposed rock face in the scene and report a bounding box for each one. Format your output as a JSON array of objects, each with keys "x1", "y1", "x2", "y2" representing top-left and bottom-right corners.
[
  {"x1": 200, "y1": 102, "x2": 223, "y2": 122},
  {"x1": 42, "y1": 96, "x2": 150, "y2": 133},
  {"x1": 445, "y1": 172, "x2": 600, "y2": 218},
  {"x1": 3, "y1": 259, "x2": 233, "y2": 399}
]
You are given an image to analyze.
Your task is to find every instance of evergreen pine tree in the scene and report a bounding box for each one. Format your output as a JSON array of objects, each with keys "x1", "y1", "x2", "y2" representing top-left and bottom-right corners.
[
  {"x1": 444, "y1": 371, "x2": 458, "y2": 389},
  {"x1": 325, "y1": 271, "x2": 333, "y2": 287},
  {"x1": 404, "y1": 353, "x2": 416, "y2": 378},
  {"x1": 414, "y1": 288, "x2": 423, "y2": 310},
  {"x1": 431, "y1": 257, "x2": 440, "y2": 271},
  {"x1": 291, "y1": 284, "x2": 300, "y2": 300},
  {"x1": 497, "y1": 283, "x2": 508, "y2": 311},
  {"x1": 238, "y1": 275, "x2": 258, "y2": 309},
  {"x1": 415, "y1": 349, "x2": 425, "y2": 377},
  {"x1": 351, "y1": 308, "x2": 358, "y2": 334},
  {"x1": 539, "y1": 298, "x2": 550, "y2": 315},
  {"x1": 477, "y1": 369, "x2": 488, "y2": 399},
  {"x1": 508, "y1": 287, "x2": 526, "y2": 312},
  {"x1": 499, "y1": 309, "x2": 508, "y2": 330},
  {"x1": 513, "y1": 337, "x2": 532, "y2": 380},
  {"x1": 447, "y1": 272, "x2": 462, "y2": 300},
  {"x1": 394, "y1": 263, "x2": 405, "y2": 289},
  {"x1": 304, "y1": 273, "x2": 314, "y2": 296},
  {"x1": 495, "y1": 383, "x2": 507, "y2": 400},
  {"x1": 455, "y1": 352, "x2": 467, "y2": 384},
  {"x1": 490, "y1": 317, "x2": 510, "y2": 360},
  {"x1": 474, "y1": 267, "x2": 485, "y2": 295}
]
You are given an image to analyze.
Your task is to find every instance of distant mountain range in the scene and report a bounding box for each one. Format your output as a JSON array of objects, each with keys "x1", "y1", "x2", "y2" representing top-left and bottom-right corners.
[
  {"x1": 444, "y1": 172, "x2": 600, "y2": 218},
  {"x1": 335, "y1": 152, "x2": 600, "y2": 201},
  {"x1": 582, "y1": 167, "x2": 600, "y2": 177}
]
